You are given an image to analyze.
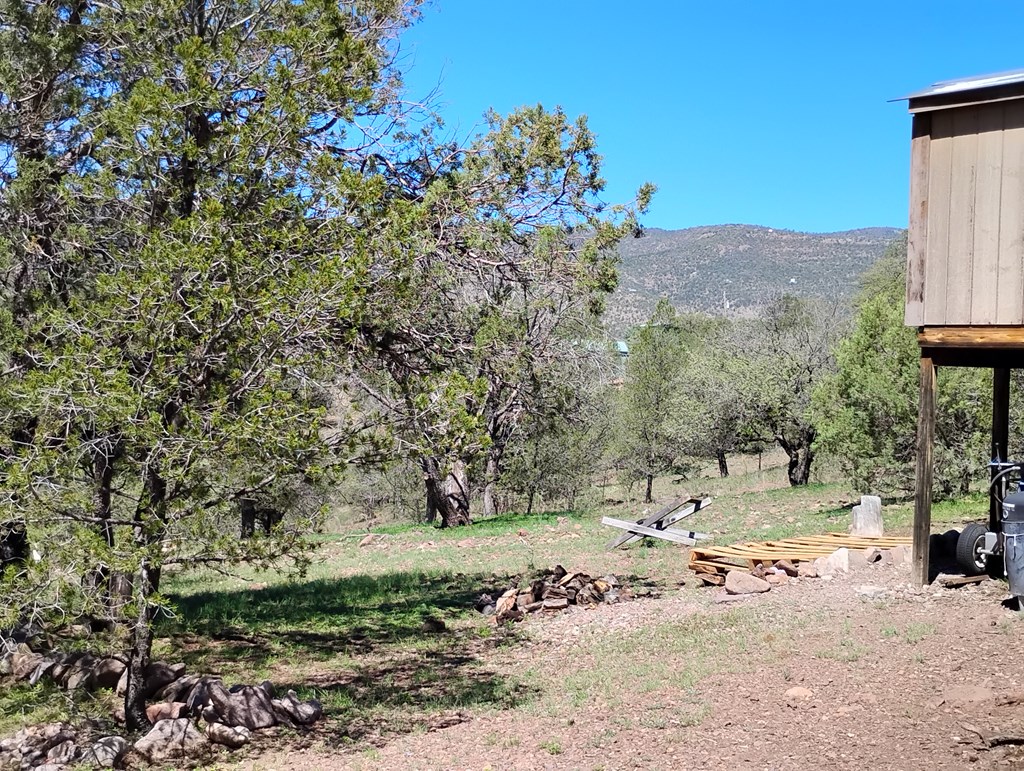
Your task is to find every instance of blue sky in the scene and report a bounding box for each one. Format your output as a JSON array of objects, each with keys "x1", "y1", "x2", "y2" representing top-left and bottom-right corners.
[{"x1": 401, "y1": 1, "x2": 1024, "y2": 233}]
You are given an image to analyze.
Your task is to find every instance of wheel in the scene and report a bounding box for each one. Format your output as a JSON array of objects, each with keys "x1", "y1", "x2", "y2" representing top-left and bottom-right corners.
[{"x1": 956, "y1": 523, "x2": 989, "y2": 576}]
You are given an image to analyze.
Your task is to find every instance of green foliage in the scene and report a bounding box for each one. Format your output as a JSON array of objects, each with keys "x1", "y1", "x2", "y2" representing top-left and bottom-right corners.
[
  {"x1": 614, "y1": 300, "x2": 693, "y2": 495},
  {"x1": 813, "y1": 232, "x2": 990, "y2": 497}
]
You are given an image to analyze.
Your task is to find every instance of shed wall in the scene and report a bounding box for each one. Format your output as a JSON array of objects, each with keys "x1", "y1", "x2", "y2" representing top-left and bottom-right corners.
[{"x1": 905, "y1": 100, "x2": 1024, "y2": 326}]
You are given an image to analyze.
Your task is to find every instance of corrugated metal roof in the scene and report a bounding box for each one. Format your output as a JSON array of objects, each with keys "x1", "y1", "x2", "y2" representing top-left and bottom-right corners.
[{"x1": 894, "y1": 68, "x2": 1024, "y2": 102}]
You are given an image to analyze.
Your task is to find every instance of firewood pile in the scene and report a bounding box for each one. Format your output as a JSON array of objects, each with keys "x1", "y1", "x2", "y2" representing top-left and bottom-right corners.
[{"x1": 475, "y1": 565, "x2": 626, "y2": 623}]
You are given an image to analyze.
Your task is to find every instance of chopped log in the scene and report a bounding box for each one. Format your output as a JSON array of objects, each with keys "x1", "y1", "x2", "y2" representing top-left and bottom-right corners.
[
  {"x1": 543, "y1": 597, "x2": 569, "y2": 611},
  {"x1": 495, "y1": 588, "x2": 517, "y2": 617},
  {"x1": 542, "y1": 584, "x2": 568, "y2": 600},
  {"x1": 558, "y1": 572, "x2": 578, "y2": 587}
]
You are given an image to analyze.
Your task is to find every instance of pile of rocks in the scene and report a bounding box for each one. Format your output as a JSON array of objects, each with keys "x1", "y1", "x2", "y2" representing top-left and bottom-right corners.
[
  {"x1": 477, "y1": 565, "x2": 626, "y2": 623},
  {"x1": 0, "y1": 645, "x2": 324, "y2": 768},
  {"x1": 717, "y1": 545, "x2": 910, "y2": 596},
  {"x1": 0, "y1": 724, "x2": 126, "y2": 770}
]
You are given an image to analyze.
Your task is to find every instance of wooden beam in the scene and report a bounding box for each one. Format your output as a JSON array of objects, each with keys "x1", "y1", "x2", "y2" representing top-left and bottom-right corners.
[
  {"x1": 605, "y1": 497, "x2": 708, "y2": 550},
  {"x1": 600, "y1": 517, "x2": 707, "y2": 546},
  {"x1": 905, "y1": 112, "x2": 930, "y2": 326},
  {"x1": 992, "y1": 368, "x2": 1011, "y2": 534},
  {"x1": 918, "y1": 326, "x2": 1024, "y2": 348},
  {"x1": 913, "y1": 355, "x2": 937, "y2": 586}
]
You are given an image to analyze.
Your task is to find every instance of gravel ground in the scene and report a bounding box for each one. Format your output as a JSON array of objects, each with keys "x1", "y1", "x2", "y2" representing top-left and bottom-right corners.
[{"x1": 227, "y1": 558, "x2": 1024, "y2": 770}]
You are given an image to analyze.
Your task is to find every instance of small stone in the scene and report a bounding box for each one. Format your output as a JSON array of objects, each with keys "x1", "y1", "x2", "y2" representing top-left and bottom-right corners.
[
  {"x1": 890, "y1": 545, "x2": 909, "y2": 565},
  {"x1": 133, "y1": 718, "x2": 208, "y2": 763},
  {"x1": 855, "y1": 585, "x2": 888, "y2": 600},
  {"x1": 543, "y1": 597, "x2": 570, "y2": 610},
  {"x1": 785, "y1": 686, "x2": 814, "y2": 702},
  {"x1": 797, "y1": 561, "x2": 818, "y2": 578},
  {"x1": 146, "y1": 701, "x2": 189, "y2": 722},
  {"x1": 271, "y1": 689, "x2": 323, "y2": 726},
  {"x1": 205, "y1": 723, "x2": 251, "y2": 749},
  {"x1": 456, "y1": 538, "x2": 475, "y2": 548},
  {"x1": 863, "y1": 547, "x2": 883, "y2": 564},
  {"x1": 358, "y1": 533, "x2": 375, "y2": 547},
  {"x1": 774, "y1": 560, "x2": 799, "y2": 577},
  {"x1": 724, "y1": 571, "x2": 771, "y2": 595},
  {"x1": 517, "y1": 528, "x2": 528, "y2": 537},
  {"x1": 766, "y1": 573, "x2": 789, "y2": 587}
]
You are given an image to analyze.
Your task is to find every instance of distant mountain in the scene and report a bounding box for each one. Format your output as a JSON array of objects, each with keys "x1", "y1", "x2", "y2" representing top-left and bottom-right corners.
[{"x1": 606, "y1": 224, "x2": 903, "y2": 334}]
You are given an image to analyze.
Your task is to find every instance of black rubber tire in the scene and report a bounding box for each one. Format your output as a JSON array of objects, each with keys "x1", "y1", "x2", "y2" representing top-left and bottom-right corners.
[{"x1": 956, "y1": 523, "x2": 989, "y2": 576}]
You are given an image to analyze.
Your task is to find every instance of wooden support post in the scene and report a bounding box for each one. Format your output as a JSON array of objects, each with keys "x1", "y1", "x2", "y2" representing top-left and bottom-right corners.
[
  {"x1": 913, "y1": 355, "x2": 937, "y2": 587},
  {"x1": 991, "y1": 368, "x2": 1011, "y2": 533}
]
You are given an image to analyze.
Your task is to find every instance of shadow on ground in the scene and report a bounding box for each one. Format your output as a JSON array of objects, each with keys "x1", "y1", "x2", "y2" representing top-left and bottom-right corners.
[{"x1": 160, "y1": 570, "x2": 537, "y2": 745}]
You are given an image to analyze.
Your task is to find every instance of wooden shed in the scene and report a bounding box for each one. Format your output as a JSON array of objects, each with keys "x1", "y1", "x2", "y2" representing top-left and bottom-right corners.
[{"x1": 900, "y1": 69, "x2": 1024, "y2": 585}]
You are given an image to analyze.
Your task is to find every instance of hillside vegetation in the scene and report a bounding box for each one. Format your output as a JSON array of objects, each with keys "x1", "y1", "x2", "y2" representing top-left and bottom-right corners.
[{"x1": 606, "y1": 225, "x2": 901, "y2": 333}]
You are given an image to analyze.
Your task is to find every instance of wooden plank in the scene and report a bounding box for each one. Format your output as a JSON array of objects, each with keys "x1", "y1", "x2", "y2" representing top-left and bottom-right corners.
[
  {"x1": 918, "y1": 326, "x2": 1024, "y2": 348},
  {"x1": 600, "y1": 517, "x2": 707, "y2": 546},
  {"x1": 906, "y1": 113, "x2": 931, "y2": 326},
  {"x1": 938, "y1": 574, "x2": 989, "y2": 588},
  {"x1": 913, "y1": 355, "x2": 937, "y2": 587},
  {"x1": 945, "y1": 107, "x2": 980, "y2": 324},
  {"x1": 971, "y1": 103, "x2": 1005, "y2": 324},
  {"x1": 925, "y1": 111, "x2": 955, "y2": 324},
  {"x1": 659, "y1": 497, "x2": 711, "y2": 529},
  {"x1": 997, "y1": 100, "x2": 1024, "y2": 323},
  {"x1": 605, "y1": 497, "x2": 707, "y2": 550},
  {"x1": 604, "y1": 498, "x2": 686, "y2": 550}
]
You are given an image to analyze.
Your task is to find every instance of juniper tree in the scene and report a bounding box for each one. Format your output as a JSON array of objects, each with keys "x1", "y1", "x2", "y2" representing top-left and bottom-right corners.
[{"x1": 1, "y1": 0, "x2": 423, "y2": 729}]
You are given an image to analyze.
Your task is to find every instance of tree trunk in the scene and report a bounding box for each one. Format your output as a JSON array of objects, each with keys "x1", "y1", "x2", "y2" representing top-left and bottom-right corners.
[
  {"x1": 124, "y1": 560, "x2": 157, "y2": 731},
  {"x1": 779, "y1": 428, "x2": 816, "y2": 486},
  {"x1": 124, "y1": 465, "x2": 167, "y2": 730},
  {"x1": 239, "y1": 497, "x2": 256, "y2": 539},
  {"x1": 422, "y1": 457, "x2": 471, "y2": 528},
  {"x1": 645, "y1": 474, "x2": 654, "y2": 504},
  {"x1": 526, "y1": 489, "x2": 536, "y2": 516},
  {"x1": 717, "y1": 450, "x2": 729, "y2": 478},
  {"x1": 442, "y1": 460, "x2": 472, "y2": 527},
  {"x1": 482, "y1": 454, "x2": 500, "y2": 519}
]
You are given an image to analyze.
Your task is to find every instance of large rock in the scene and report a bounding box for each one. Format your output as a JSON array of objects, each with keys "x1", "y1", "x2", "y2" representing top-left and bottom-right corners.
[
  {"x1": 205, "y1": 723, "x2": 251, "y2": 749},
  {"x1": 11, "y1": 644, "x2": 42, "y2": 680},
  {"x1": 45, "y1": 738, "x2": 77, "y2": 764},
  {"x1": 91, "y1": 658, "x2": 126, "y2": 691},
  {"x1": 133, "y1": 718, "x2": 208, "y2": 763},
  {"x1": 146, "y1": 701, "x2": 189, "y2": 722},
  {"x1": 819, "y1": 548, "x2": 853, "y2": 576},
  {"x1": 205, "y1": 681, "x2": 278, "y2": 730},
  {"x1": 724, "y1": 570, "x2": 771, "y2": 595},
  {"x1": 116, "y1": 661, "x2": 186, "y2": 698},
  {"x1": 272, "y1": 690, "x2": 323, "y2": 726},
  {"x1": 797, "y1": 561, "x2": 818, "y2": 578},
  {"x1": 83, "y1": 736, "x2": 128, "y2": 768}
]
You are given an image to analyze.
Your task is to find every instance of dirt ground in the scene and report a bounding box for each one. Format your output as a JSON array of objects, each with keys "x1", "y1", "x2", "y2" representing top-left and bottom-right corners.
[{"x1": 228, "y1": 557, "x2": 1024, "y2": 771}]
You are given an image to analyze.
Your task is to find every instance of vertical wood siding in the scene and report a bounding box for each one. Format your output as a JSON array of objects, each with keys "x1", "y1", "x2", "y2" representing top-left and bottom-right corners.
[{"x1": 909, "y1": 100, "x2": 1024, "y2": 325}]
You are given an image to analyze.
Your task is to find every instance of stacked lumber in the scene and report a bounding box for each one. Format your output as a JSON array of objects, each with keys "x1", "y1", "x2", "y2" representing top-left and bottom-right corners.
[
  {"x1": 689, "y1": 533, "x2": 912, "y2": 579},
  {"x1": 476, "y1": 565, "x2": 625, "y2": 623}
]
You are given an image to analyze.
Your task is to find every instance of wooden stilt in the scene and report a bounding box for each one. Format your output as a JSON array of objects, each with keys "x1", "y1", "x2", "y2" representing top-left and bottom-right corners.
[
  {"x1": 913, "y1": 355, "x2": 937, "y2": 587},
  {"x1": 991, "y1": 368, "x2": 1011, "y2": 533}
]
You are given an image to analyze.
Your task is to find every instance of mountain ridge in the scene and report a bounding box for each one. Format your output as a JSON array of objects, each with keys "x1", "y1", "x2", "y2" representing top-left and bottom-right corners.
[{"x1": 606, "y1": 223, "x2": 903, "y2": 334}]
